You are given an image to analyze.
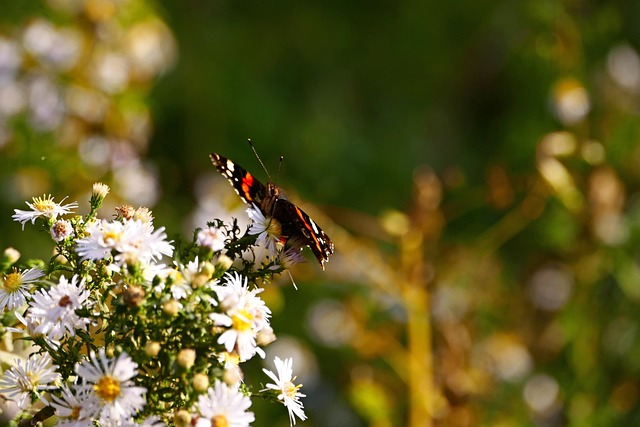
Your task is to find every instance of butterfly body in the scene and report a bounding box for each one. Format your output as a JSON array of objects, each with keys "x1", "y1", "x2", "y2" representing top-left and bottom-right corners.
[{"x1": 210, "y1": 153, "x2": 334, "y2": 269}]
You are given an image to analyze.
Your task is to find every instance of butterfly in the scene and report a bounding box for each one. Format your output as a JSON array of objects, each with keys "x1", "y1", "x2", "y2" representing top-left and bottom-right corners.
[{"x1": 210, "y1": 152, "x2": 334, "y2": 269}]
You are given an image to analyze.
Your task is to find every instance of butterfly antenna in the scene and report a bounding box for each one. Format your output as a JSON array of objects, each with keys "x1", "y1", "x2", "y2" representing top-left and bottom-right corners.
[
  {"x1": 248, "y1": 139, "x2": 272, "y2": 181},
  {"x1": 273, "y1": 155, "x2": 284, "y2": 187},
  {"x1": 248, "y1": 139, "x2": 283, "y2": 218}
]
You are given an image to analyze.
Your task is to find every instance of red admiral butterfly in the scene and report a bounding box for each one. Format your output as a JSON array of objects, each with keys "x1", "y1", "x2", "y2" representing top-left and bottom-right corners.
[{"x1": 210, "y1": 152, "x2": 334, "y2": 269}]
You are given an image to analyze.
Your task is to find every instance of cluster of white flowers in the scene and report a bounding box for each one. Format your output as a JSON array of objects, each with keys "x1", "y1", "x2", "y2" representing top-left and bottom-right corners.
[{"x1": 0, "y1": 185, "x2": 308, "y2": 426}]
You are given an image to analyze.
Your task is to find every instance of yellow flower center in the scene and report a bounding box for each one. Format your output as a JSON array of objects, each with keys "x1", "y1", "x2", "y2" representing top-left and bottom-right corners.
[
  {"x1": 26, "y1": 371, "x2": 40, "y2": 389},
  {"x1": 211, "y1": 415, "x2": 228, "y2": 427},
  {"x1": 267, "y1": 217, "x2": 282, "y2": 238},
  {"x1": 32, "y1": 195, "x2": 57, "y2": 214},
  {"x1": 103, "y1": 230, "x2": 122, "y2": 245},
  {"x1": 2, "y1": 271, "x2": 23, "y2": 292},
  {"x1": 95, "y1": 375, "x2": 121, "y2": 402},
  {"x1": 231, "y1": 309, "x2": 253, "y2": 332},
  {"x1": 284, "y1": 381, "x2": 301, "y2": 399}
]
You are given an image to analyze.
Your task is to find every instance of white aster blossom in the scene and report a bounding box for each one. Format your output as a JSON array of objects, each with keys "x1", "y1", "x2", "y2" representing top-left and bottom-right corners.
[
  {"x1": 196, "y1": 226, "x2": 226, "y2": 252},
  {"x1": 0, "y1": 267, "x2": 44, "y2": 310},
  {"x1": 247, "y1": 204, "x2": 282, "y2": 259},
  {"x1": 75, "y1": 219, "x2": 125, "y2": 261},
  {"x1": 153, "y1": 268, "x2": 191, "y2": 300},
  {"x1": 211, "y1": 272, "x2": 271, "y2": 362},
  {"x1": 194, "y1": 380, "x2": 254, "y2": 427},
  {"x1": 50, "y1": 384, "x2": 98, "y2": 427},
  {"x1": 10, "y1": 311, "x2": 60, "y2": 348},
  {"x1": 0, "y1": 352, "x2": 61, "y2": 410},
  {"x1": 75, "y1": 349, "x2": 147, "y2": 426},
  {"x1": 75, "y1": 218, "x2": 173, "y2": 266},
  {"x1": 27, "y1": 274, "x2": 91, "y2": 340},
  {"x1": 262, "y1": 356, "x2": 307, "y2": 425},
  {"x1": 12, "y1": 194, "x2": 78, "y2": 229}
]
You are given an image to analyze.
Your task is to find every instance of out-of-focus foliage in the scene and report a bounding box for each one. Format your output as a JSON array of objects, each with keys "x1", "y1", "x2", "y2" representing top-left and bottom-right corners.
[
  {"x1": 0, "y1": 0, "x2": 176, "y2": 259},
  {"x1": 4, "y1": 0, "x2": 640, "y2": 426}
]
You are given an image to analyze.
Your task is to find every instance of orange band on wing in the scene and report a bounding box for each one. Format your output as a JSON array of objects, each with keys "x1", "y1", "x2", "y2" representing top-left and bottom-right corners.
[
  {"x1": 294, "y1": 206, "x2": 321, "y2": 250},
  {"x1": 241, "y1": 174, "x2": 254, "y2": 201}
]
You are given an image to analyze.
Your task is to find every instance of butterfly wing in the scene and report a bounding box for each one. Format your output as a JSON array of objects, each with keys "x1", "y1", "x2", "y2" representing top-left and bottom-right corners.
[
  {"x1": 210, "y1": 153, "x2": 267, "y2": 206},
  {"x1": 275, "y1": 199, "x2": 334, "y2": 269}
]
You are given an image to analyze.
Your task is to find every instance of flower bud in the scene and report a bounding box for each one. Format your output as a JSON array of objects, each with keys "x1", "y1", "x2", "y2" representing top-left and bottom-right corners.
[
  {"x1": 123, "y1": 285, "x2": 145, "y2": 308},
  {"x1": 215, "y1": 254, "x2": 233, "y2": 272},
  {"x1": 174, "y1": 410, "x2": 191, "y2": 427},
  {"x1": 0, "y1": 247, "x2": 20, "y2": 271},
  {"x1": 134, "y1": 207, "x2": 154, "y2": 224},
  {"x1": 256, "y1": 325, "x2": 277, "y2": 347},
  {"x1": 162, "y1": 299, "x2": 180, "y2": 316},
  {"x1": 92, "y1": 182, "x2": 110, "y2": 199},
  {"x1": 223, "y1": 364, "x2": 244, "y2": 385},
  {"x1": 90, "y1": 183, "x2": 110, "y2": 211},
  {"x1": 115, "y1": 205, "x2": 135, "y2": 220},
  {"x1": 201, "y1": 261, "x2": 215, "y2": 277},
  {"x1": 177, "y1": 348, "x2": 196, "y2": 369},
  {"x1": 191, "y1": 273, "x2": 209, "y2": 289},
  {"x1": 3, "y1": 247, "x2": 20, "y2": 264},
  {"x1": 192, "y1": 373, "x2": 209, "y2": 392},
  {"x1": 145, "y1": 341, "x2": 161, "y2": 357}
]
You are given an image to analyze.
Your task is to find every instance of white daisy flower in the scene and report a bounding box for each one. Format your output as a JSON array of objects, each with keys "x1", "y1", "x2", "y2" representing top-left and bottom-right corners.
[
  {"x1": 0, "y1": 267, "x2": 44, "y2": 311},
  {"x1": 211, "y1": 311, "x2": 265, "y2": 362},
  {"x1": 152, "y1": 268, "x2": 191, "y2": 300},
  {"x1": 13, "y1": 194, "x2": 78, "y2": 229},
  {"x1": 262, "y1": 356, "x2": 307, "y2": 425},
  {"x1": 50, "y1": 384, "x2": 97, "y2": 427},
  {"x1": 51, "y1": 219, "x2": 75, "y2": 241},
  {"x1": 139, "y1": 261, "x2": 171, "y2": 286},
  {"x1": 75, "y1": 219, "x2": 125, "y2": 261},
  {"x1": 27, "y1": 274, "x2": 91, "y2": 340},
  {"x1": 215, "y1": 272, "x2": 271, "y2": 328},
  {"x1": 115, "y1": 219, "x2": 173, "y2": 265},
  {"x1": 0, "y1": 352, "x2": 61, "y2": 410},
  {"x1": 196, "y1": 226, "x2": 226, "y2": 252},
  {"x1": 211, "y1": 272, "x2": 271, "y2": 362},
  {"x1": 247, "y1": 204, "x2": 282, "y2": 259},
  {"x1": 11, "y1": 311, "x2": 59, "y2": 346},
  {"x1": 75, "y1": 349, "x2": 147, "y2": 426},
  {"x1": 194, "y1": 380, "x2": 254, "y2": 427}
]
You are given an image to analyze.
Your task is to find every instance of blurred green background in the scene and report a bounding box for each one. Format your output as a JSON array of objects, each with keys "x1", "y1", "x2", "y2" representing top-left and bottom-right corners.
[{"x1": 3, "y1": 0, "x2": 640, "y2": 425}]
